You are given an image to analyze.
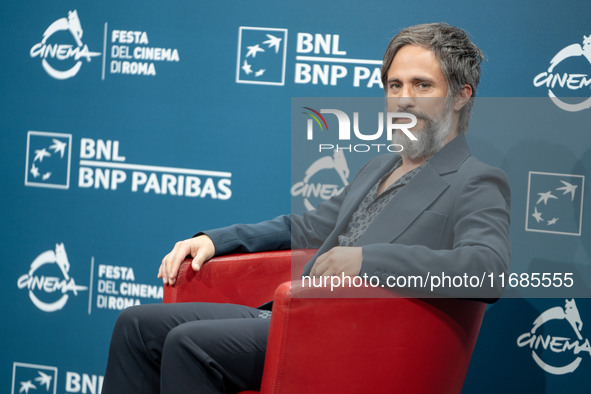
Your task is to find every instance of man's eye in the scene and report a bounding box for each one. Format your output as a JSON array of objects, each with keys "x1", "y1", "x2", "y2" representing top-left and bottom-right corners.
[
  {"x1": 389, "y1": 83, "x2": 401, "y2": 90},
  {"x1": 417, "y1": 83, "x2": 431, "y2": 89}
]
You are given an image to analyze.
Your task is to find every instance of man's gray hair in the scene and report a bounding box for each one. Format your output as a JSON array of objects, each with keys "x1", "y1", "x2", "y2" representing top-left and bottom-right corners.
[{"x1": 381, "y1": 23, "x2": 484, "y2": 134}]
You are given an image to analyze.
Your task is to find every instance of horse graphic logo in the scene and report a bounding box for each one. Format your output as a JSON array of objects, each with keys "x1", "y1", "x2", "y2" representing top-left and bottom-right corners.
[
  {"x1": 531, "y1": 299, "x2": 583, "y2": 340},
  {"x1": 304, "y1": 149, "x2": 350, "y2": 186}
]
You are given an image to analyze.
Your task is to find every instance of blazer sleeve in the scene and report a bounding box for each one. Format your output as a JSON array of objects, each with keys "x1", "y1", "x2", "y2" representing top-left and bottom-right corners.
[
  {"x1": 359, "y1": 166, "x2": 511, "y2": 299},
  {"x1": 200, "y1": 183, "x2": 352, "y2": 256},
  {"x1": 199, "y1": 154, "x2": 386, "y2": 256}
]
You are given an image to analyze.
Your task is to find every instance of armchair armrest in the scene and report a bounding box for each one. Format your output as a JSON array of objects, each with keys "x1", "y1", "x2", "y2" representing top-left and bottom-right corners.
[{"x1": 163, "y1": 249, "x2": 317, "y2": 307}]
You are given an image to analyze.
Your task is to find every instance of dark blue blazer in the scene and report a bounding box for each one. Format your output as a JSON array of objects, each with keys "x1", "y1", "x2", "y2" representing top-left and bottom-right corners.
[{"x1": 203, "y1": 135, "x2": 511, "y2": 299}]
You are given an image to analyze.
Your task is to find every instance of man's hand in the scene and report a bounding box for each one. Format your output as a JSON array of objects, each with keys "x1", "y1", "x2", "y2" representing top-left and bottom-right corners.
[
  {"x1": 158, "y1": 235, "x2": 215, "y2": 286},
  {"x1": 310, "y1": 246, "x2": 363, "y2": 277}
]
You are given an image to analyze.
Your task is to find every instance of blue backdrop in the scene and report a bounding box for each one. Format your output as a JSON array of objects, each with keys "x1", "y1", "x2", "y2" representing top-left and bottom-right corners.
[{"x1": 2, "y1": 1, "x2": 591, "y2": 393}]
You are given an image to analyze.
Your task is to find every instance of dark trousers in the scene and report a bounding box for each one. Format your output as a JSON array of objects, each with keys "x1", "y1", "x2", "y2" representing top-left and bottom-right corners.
[{"x1": 102, "y1": 302, "x2": 270, "y2": 394}]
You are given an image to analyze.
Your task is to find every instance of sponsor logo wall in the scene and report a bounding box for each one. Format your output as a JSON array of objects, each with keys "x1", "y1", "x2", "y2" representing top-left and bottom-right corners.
[{"x1": 2, "y1": 1, "x2": 591, "y2": 393}]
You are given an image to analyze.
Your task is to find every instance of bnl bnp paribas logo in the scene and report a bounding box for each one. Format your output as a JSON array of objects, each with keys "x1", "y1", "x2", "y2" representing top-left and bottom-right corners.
[
  {"x1": 24, "y1": 130, "x2": 232, "y2": 199},
  {"x1": 533, "y1": 33, "x2": 591, "y2": 111},
  {"x1": 236, "y1": 27, "x2": 383, "y2": 88},
  {"x1": 517, "y1": 299, "x2": 590, "y2": 375},
  {"x1": 525, "y1": 171, "x2": 584, "y2": 236}
]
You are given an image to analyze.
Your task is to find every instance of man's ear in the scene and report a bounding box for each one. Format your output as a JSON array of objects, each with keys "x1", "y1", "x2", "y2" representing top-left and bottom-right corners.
[{"x1": 453, "y1": 84, "x2": 473, "y2": 112}]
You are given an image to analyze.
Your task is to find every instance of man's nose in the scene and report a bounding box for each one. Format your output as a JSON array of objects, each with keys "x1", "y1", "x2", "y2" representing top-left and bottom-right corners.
[{"x1": 397, "y1": 87, "x2": 416, "y2": 109}]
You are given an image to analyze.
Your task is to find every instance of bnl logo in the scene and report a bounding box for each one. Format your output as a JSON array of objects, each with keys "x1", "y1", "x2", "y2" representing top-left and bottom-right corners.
[
  {"x1": 236, "y1": 27, "x2": 287, "y2": 86},
  {"x1": 12, "y1": 363, "x2": 57, "y2": 394},
  {"x1": 25, "y1": 131, "x2": 72, "y2": 189},
  {"x1": 525, "y1": 171, "x2": 584, "y2": 236}
]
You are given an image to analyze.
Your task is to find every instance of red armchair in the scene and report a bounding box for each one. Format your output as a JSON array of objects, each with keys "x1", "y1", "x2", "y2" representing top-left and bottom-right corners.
[{"x1": 163, "y1": 250, "x2": 486, "y2": 394}]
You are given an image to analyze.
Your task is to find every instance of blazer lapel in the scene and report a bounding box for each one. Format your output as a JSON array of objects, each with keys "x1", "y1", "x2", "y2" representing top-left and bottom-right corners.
[
  {"x1": 355, "y1": 135, "x2": 471, "y2": 246},
  {"x1": 301, "y1": 135, "x2": 471, "y2": 274},
  {"x1": 355, "y1": 163, "x2": 448, "y2": 245},
  {"x1": 301, "y1": 154, "x2": 398, "y2": 275}
]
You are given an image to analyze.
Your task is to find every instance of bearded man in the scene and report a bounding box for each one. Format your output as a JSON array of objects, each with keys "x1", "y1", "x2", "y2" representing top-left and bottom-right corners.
[{"x1": 103, "y1": 22, "x2": 511, "y2": 394}]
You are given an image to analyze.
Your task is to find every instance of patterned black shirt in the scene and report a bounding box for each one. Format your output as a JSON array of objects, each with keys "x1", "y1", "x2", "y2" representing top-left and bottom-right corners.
[{"x1": 338, "y1": 158, "x2": 426, "y2": 246}]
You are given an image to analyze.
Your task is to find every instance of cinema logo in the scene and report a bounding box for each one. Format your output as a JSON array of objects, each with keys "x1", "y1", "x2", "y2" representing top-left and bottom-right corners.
[
  {"x1": 517, "y1": 299, "x2": 591, "y2": 374},
  {"x1": 291, "y1": 149, "x2": 350, "y2": 211},
  {"x1": 30, "y1": 10, "x2": 101, "y2": 80},
  {"x1": 303, "y1": 107, "x2": 415, "y2": 153},
  {"x1": 30, "y1": 10, "x2": 180, "y2": 80},
  {"x1": 17, "y1": 243, "x2": 88, "y2": 313},
  {"x1": 533, "y1": 34, "x2": 591, "y2": 112}
]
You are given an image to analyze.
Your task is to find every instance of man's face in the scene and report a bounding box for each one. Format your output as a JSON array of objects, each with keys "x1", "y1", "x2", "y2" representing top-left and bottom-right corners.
[{"x1": 385, "y1": 45, "x2": 456, "y2": 160}]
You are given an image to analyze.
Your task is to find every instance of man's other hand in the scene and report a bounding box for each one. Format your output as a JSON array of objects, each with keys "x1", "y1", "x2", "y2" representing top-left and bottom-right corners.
[
  {"x1": 158, "y1": 235, "x2": 215, "y2": 286},
  {"x1": 310, "y1": 246, "x2": 362, "y2": 277}
]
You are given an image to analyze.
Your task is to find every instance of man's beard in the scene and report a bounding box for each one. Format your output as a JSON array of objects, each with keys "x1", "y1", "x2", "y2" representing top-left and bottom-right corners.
[{"x1": 391, "y1": 101, "x2": 454, "y2": 160}]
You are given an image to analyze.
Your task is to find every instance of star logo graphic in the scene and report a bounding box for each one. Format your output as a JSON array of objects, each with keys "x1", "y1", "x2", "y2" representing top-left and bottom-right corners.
[
  {"x1": 556, "y1": 180, "x2": 578, "y2": 201},
  {"x1": 34, "y1": 371, "x2": 53, "y2": 390},
  {"x1": 246, "y1": 44, "x2": 264, "y2": 58},
  {"x1": 536, "y1": 190, "x2": 558, "y2": 205},
  {"x1": 19, "y1": 381, "x2": 36, "y2": 394},
  {"x1": 34, "y1": 148, "x2": 51, "y2": 162},
  {"x1": 30, "y1": 163, "x2": 40, "y2": 178},
  {"x1": 241, "y1": 60, "x2": 252, "y2": 75},
  {"x1": 532, "y1": 206, "x2": 544, "y2": 223},
  {"x1": 547, "y1": 217, "x2": 559, "y2": 226},
  {"x1": 49, "y1": 139, "x2": 67, "y2": 158},
  {"x1": 263, "y1": 34, "x2": 282, "y2": 53},
  {"x1": 526, "y1": 171, "x2": 585, "y2": 236}
]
